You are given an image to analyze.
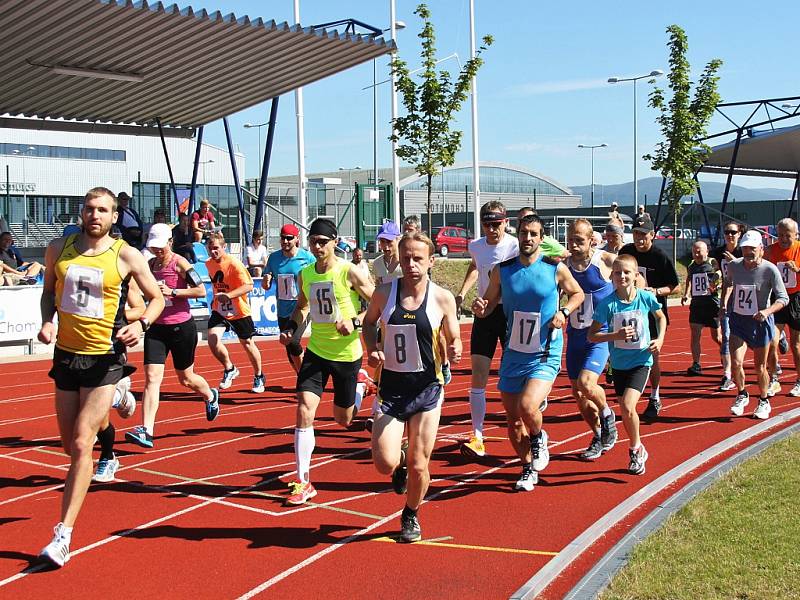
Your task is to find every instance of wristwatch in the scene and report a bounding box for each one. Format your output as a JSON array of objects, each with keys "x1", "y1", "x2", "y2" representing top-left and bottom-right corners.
[
  {"x1": 559, "y1": 307, "x2": 571, "y2": 319},
  {"x1": 171, "y1": 289, "x2": 178, "y2": 298},
  {"x1": 351, "y1": 317, "x2": 362, "y2": 329},
  {"x1": 139, "y1": 317, "x2": 151, "y2": 332}
]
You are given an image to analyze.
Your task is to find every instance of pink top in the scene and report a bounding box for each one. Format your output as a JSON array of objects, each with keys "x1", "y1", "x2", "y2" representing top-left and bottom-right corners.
[{"x1": 150, "y1": 254, "x2": 192, "y2": 325}]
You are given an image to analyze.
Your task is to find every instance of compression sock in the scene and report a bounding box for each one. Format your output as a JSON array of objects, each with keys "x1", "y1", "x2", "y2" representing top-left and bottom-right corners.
[
  {"x1": 469, "y1": 388, "x2": 487, "y2": 439},
  {"x1": 97, "y1": 423, "x2": 115, "y2": 461},
  {"x1": 601, "y1": 406, "x2": 613, "y2": 418},
  {"x1": 294, "y1": 427, "x2": 315, "y2": 484},
  {"x1": 354, "y1": 382, "x2": 366, "y2": 411}
]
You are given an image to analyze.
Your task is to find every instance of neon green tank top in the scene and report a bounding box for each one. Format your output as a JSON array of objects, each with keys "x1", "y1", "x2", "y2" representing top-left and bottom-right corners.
[{"x1": 301, "y1": 259, "x2": 362, "y2": 361}]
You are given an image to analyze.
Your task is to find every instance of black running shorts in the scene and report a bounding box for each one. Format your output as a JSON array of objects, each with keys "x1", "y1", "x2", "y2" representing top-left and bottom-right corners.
[
  {"x1": 689, "y1": 297, "x2": 720, "y2": 329},
  {"x1": 774, "y1": 292, "x2": 800, "y2": 330},
  {"x1": 49, "y1": 348, "x2": 126, "y2": 391},
  {"x1": 296, "y1": 349, "x2": 362, "y2": 408},
  {"x1": 207, "y1": 311, "x2": 257, "y2": 339},
  {"x1": 377, "y1": 382, "x2": 444, "y2": 423},
  {"x1": 470, "y1": 304, "x2": 508, "y2": 359},
  {"x1": 612, "y1": 365, "x2": 651, "y2": 397},
  {"x1": 144, "y1": 319, "x2": 198, "y2": 370}
]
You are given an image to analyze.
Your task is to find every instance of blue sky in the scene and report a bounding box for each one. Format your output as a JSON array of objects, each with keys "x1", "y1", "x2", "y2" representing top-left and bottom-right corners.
[{"x1": 192, "y1": 0, "x2": 800, "y2": 191}]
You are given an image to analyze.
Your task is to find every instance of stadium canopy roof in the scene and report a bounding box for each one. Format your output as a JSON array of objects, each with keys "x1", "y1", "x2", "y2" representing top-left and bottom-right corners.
[
  {"x1": 701, "y1": 124, "x2": 800, "y2": 179},
  {"x1": 0, "y1": 0, "x2": 394, "y2": 131}
]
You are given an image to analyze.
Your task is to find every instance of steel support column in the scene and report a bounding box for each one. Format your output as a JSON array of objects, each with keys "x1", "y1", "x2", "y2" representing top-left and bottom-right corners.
[
  {"x1": 223, "y1": 117, "x2": 251, "y2": 248},
  {"x1": 718, "y1": 129, "x2": 743, "y2": 245},
  {"x1": 189, "y1": 126, "x2": 203, "y2": 216},
  {"x1": 156, "y1": 118, "x2": 180, "y2": 214},
  {"x1": 254, "y1": 97, "x2": 279, "y2": 233}
]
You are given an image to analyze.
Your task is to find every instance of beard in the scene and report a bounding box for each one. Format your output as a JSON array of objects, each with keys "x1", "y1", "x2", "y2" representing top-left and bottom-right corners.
[
  {"x1": 520, "y1": 244, "x2": 537, "y2": 257},
  {"x1": 83, "y1": 221, "x2": 113, "y2": 239}
]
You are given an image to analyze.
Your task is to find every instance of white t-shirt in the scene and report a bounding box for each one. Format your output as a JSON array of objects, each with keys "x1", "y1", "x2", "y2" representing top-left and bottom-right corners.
[
  {"x1": 372, "y1": 255, "x2": 402, "y2": 285},
  {"x1": 468, "y1": 234, "x2": 520, "y2": 296},
  {"x1": 247, "y1": 243, "x2": 268, "y2": 267}
]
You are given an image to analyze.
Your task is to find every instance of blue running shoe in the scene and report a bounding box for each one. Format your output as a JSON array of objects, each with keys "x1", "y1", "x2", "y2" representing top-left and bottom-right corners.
[
  {"x1": 125, "y1": 425, "x2": 154, "y2": 449},
  {"x1": 206, "y1": 388, "x2": 220, "y2": 421},
  {"x1": 442, "y1": 362, "x2": 452, "y2": 385},
  {"x1": 251, "y1": 374, "x2": 265, "y2": 393}
]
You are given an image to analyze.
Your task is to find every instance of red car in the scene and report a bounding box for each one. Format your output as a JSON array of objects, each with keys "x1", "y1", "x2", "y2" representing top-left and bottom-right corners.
[{"x1": 432, "y1": 226, "x2": 470, "y2": 256}]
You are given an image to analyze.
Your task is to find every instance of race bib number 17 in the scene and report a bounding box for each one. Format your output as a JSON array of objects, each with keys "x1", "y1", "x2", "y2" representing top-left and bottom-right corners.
[{"x1": 509, "y1": 311, "x2": 541, "y2": 353}]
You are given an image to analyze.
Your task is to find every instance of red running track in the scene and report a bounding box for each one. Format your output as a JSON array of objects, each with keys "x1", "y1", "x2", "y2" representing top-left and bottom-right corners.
[{"x1": 1, "y1": 307, "x2": 799, "y2": 599}]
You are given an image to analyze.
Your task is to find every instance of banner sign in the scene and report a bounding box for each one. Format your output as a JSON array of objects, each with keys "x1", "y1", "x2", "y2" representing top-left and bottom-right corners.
[{"x1": 0, "y1": 285, "x2": 44, "y2": 342}]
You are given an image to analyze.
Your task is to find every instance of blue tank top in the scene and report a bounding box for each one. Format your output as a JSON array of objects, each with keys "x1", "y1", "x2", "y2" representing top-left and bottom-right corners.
[
  {"x1": 498, "y1": 255, "x2": 562, "y2": 377},
  {"x1": 567, "y1": 250, "x2": 614, "y2": 332}
]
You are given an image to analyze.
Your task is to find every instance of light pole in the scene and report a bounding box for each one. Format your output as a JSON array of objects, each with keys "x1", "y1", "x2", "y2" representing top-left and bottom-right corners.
[
  {"x1": 338, "y1": 166, "x2": 361, "y2": 226},
  {"x1": 243, "y1": 121, "x2": 269, "y2": 181},
  {"x1": 199, "y1": 159, "x2": 214, "y2": 202},
  {"x1": 577, "y1": 143, "x2": 608, "y2": 214},
  {"x1": 608, "y1": 69, "x2": 663, "y2": 213},
  {"x1": 12, "y1": 145, "x2": 35, "y2": 243}
]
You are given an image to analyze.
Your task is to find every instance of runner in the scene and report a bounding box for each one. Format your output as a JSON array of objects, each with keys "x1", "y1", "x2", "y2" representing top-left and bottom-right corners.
[
  {"x1": 262, "y1": 224, "x2": 315, "y2": 373},
  {"x1": 765, "y1": 218, "x2": 800, "y2": 396},
  {"x1": 206, "y1": 231, "x2": 265, "y2": 393},
  {"x1": 723, "y1": 230, "x2": 788, "y2": 419},
  {"x1": 372, "y1": 221, "x2": 403, "y2": 285},
  {"x1": 710, "y1": 221, "x2": 743, "y2": 390},
  {"x1": 564, "y1": 219, "x2": 618, "y2": 461},
  {"x1": 125, "y1": 223, "x2": 219, "y2": 449},
  {"x1": 457, "y1": 201, "x2": 519, "y2": 459},
  {"x1": 364, "y1": 232, "x2": 461, "y2": 542},
  {"x1": 589, "y1": 254, "x2": 667, "y2": 475},
  {"x1": 280, "y1": 218, "x2": 374, "y2": 505},
  {"x1": 403, "y1": 215, "x2": 421, "y2": 234},
  {"x1": 516, "y1": 207, "x2": 568, "y2": 258},
  {"x1": 473, "y1": 214, "x2": 584, "y2": 490},
  {"x1": 603, "y1": 221, "x2": 625, "y2": 254},
  {"x1": 36, "y1": 187, "x2": 164, "y2": 567},
  {"x1": 618, "y1": 214, "x2": 679, "y2": 418},
  {"x1": 681, "y1": 240, "x2": 723, "y2": 377}
]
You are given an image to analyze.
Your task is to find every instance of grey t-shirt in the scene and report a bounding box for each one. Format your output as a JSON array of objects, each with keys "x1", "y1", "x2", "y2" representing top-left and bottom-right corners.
[{"x1": 726, "y1": 257, "x2": 788, "y2": 314}]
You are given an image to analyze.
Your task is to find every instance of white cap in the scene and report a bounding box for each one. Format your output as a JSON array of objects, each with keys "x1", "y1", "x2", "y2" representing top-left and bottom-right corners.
[
  {"x1": 739, "y1": 230, "x2": 762, "y2": 248},
  {"x1": 145, "y1": 223, "x2": 172, "y2": 248}
]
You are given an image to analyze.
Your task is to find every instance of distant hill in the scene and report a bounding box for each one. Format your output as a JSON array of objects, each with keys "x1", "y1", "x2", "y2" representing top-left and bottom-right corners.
[{"x1": 570, "y1": 177, "x2": 793, "y2": 207}]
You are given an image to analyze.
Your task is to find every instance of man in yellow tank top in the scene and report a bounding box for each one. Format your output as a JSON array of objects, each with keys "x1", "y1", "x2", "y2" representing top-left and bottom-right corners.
[
  {"x1": 36, "y1": 187, "x2": 164, "y2": 568},
  {"x1": 279, "y1": 218, "x2": 374, "y2": 505}
]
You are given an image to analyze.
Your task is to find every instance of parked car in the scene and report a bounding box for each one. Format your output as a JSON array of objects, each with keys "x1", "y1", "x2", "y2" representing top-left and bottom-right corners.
[{"x1": 432, "y1": 226, "x2": 470, "y2": 257}]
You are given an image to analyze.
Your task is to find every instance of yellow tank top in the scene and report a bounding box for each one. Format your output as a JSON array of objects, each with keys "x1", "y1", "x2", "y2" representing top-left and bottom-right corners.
[
  {"x1": 54, "y1": 234, "x2": 129, "y2": 355},
  {"x1": 301, "y1": 258, "x2": 361, "y2": 362}
]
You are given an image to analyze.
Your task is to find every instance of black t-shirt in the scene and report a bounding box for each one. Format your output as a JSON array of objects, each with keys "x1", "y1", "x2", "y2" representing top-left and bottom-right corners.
[
  {"x1": 710, "y1": 245, "x2": 742, "y2": 281},
  {"x1": 619, "y1": 243, "x2": 679, "y2": 318}
]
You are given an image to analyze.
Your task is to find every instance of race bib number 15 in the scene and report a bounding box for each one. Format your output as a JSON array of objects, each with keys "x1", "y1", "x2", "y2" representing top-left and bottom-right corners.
[{"x1": 309, "y1": 281, "x2": 340, "y2": 323}]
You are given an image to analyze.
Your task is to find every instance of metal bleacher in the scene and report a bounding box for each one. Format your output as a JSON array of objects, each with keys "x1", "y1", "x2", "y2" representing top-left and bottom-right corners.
[{"x1": 8, "y1": 222, "x2": 63, "y2": 247}]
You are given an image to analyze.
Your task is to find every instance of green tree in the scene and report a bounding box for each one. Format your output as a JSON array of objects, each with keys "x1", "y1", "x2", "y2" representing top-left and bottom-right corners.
[
  {"x1": 391, "y1": 3, "x2": 492, "y2": 236},
  {"x1": 645, "y1": 24, "x2": 722, "y2": 260}
]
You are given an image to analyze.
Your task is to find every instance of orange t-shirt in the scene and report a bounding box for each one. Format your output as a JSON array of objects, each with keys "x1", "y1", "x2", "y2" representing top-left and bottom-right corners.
[
  {"x1": 766, "y1": 240, "x2": 800, "y2": 295},
  {"x1": 205, "y1": 254, "x2": 253, "y2": 319}
]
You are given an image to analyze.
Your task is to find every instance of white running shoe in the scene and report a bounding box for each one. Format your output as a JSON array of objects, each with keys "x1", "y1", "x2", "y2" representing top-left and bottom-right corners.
[
  {"x1": 730, "y1": 391, "x2": 749, "y2": 417},
  {"x1": 531, "y1": 429, "x2": 550, "y2": 472},
  {"x1": 219, "y1": 366, "x2": 240, "y2": 390},
  {"x1": 40, "y1": 523, "x2": 71, "y2": 567},
  {"x1": 789, "y1": 381, "x2": 800, "y2": 397},
  {"x1": 753, "y1": 398, "x2": 772, "y2": 420},
  {"x1": 514, "y1": 464, "x2": 538, "y2": 491},
  {"x1": 92, "y1": 456, "x2": 120, "y2": 483},
  {"x1": 116, "y1": 391, "x2": 136, "y2": 419},
  {"x1": 539, "y1": 397, "x2": 548, "y2": 414},
  {"x1": 767, "y1": 378, "x2": 781, "y2": 398}
]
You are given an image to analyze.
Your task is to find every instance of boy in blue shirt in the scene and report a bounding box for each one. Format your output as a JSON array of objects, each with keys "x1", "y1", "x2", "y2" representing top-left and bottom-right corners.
[{"x1": 589, "y1": 254, "x2": 666, "y2": 475}]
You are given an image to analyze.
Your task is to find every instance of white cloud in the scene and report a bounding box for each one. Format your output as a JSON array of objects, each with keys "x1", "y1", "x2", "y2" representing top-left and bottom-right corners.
[{"x1": 504, "y1": 78, "x2": 610, "y2": 97}]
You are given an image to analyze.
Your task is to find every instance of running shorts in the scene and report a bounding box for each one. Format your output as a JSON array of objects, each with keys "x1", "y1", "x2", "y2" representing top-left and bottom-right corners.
[
  {"x1": 566, "y1": 333, "x2": 610, "y2": 380},
  {"x1": 612, "y1": 365, "x2": 651, "y2": 397},
  {"x1": 729, "y1": 312, "x2": 775, "y2": 349},
  {"x1": 208, "y1": 311, "x2": 257, "y2": 339},
  {"x1": 297, "y1": 349, "x2": 362, "y2": 408},
  {"x1": 689, "y1": 297, "x2": 720, "y2": 329},
  {"x1": 144, "y1": 319, "x2": 198, "y2": 370},
  {"x1": 377, "y1": 382, "x2": 444, "y2": 423},
  {"x1": 49, "y1": 348, "x2": 126, "y2": 391},
  {"x1": 774, "y1": 292, "x2": 800, "y2": 330},
  {"x1": 470, "y1": 304, "x2": 508, "y2": 359}
]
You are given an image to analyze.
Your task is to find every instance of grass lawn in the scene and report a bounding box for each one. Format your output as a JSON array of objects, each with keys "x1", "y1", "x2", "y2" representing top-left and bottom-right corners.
[{"x1": 600, "y1": 433, "x2": 800, "y2": 600}]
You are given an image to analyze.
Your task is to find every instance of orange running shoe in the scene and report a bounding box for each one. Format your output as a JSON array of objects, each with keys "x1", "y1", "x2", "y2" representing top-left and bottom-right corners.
[{"x1": 286, "y1": 481, "x2": 317, "y2": 505}]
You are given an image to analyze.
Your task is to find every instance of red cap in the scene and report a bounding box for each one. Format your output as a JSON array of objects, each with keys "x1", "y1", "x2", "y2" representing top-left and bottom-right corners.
[{"x1": 281, "y1": 223, "x2": 300, "y2": 237}]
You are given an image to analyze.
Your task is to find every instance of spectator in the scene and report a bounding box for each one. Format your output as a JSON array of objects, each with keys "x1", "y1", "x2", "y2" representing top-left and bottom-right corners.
[
  {"x1": 172, "y1": 213, "x2": 196, "y2": 263},
  {"x1": 116, "y1": 191, "x2": 144, "y2": 248},
  {"x1": 246, "y1": 230, "x2": 268, "y2": 277},
  {"x1": 636, "y1": 205, "x2": 651, "y2": 221},
  {"x1": 608, "y1": 202, "x2": 620, "y2": 221},
  {"x1": 0, "y1": 231, "x2": 42, "y2": 282},
  {"x1": 191, "y1": 199, "x2": 216, "y2": 242},
  {"x1": 403, "y1": 215, "x2": 421, "y2": 234}
]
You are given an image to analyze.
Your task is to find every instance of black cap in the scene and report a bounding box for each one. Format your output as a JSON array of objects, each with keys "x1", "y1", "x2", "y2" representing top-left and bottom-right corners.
[{"x1": 632, "y1": 215, "x2": 654, "y2": 233}]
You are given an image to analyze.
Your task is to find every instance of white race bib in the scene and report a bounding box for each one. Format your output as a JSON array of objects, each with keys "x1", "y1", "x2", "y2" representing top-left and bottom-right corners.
[
  {"x1": 509, "y1": 310, "x2": 541, "y2": 354},
  {"x1": 156, "y1": 280, "x2": 173, "y2": 307},
  {"x1": 613, "y1": 309, "x2": 647, "y2": 350},
  {"x1": 733, "y1": 284, "x2": 757, "y2": 316},
  {"x1": 60, "y1": 264, "x2": 104, "y2": 318},
  {"x1": 570, "y1": 295, "x2": 594, "y2": 330},
  {"x1": 277, "y1": 273, "x2": 298, "y2": 301},
  {"x1": 214, "y1": 294, "x2": 239, "y2": 319},
  {"x1": 309, "y1": 281, "x2": 340, "y2": 323},
  {"x1": 691, "y1": 273, "x2": 710, "y2": 297},
  {"x1": 637, "y1": 266, "x2": 648, "y2": 287},
  {"x1": 778, "y1": 262, "x2": 797, "y2": 289},
  {"x1": 383, "y1": 323, "x2": 423, "y2": 373},
  {"x1": 720, "y1": 258, "x2": 730, "y2": 279}
]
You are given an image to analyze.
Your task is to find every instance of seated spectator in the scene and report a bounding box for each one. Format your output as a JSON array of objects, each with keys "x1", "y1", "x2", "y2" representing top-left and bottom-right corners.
[
  {"x1": 172, "y1": 212, "x2": 196, "y2": 263},
  {"x1": 0, "y1": 232, "x2": 43, "y2": 280},
  {"x1": 191, "y1": 199, "x2": 215, "y2": 242},
  {"x1": 246, "y1": 230, "x2": 268, "y2": 277},
  {"x1": 116, "y1": 191, "x2": 144, "y2": 248}
]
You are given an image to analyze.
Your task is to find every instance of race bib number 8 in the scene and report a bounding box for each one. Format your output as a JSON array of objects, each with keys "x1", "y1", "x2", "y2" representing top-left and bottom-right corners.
[
  {"x1": 733, "y1": 284, "x2": 757, "y2": 316},
  {"x1": 570, "y1": 295, "x2": 594, "y2": 330},
  {"x1": 60, "y1": 264, "x2": 104, "y2": 318},
  {"x1": 383, "y1": 323, "x2": 423, "y2": 373},
  {"x1": 309, "y1": 281, "x2": 340, "y2": 323},
  {"x1": 691, "y1": 273, "x2": 710, "y2": 297},
  {"x1": 509, "y1": 310, "x2": 541, "y2": 354},
  {"x1": 613, "y1": 309, "x2": 647, "y2": 350},
  {"x1": 277, "y1": 274, "x2": 298, "y2": 301},
  {"x1": 778, "y1": 262, "x2": 797, "y2": 289}
]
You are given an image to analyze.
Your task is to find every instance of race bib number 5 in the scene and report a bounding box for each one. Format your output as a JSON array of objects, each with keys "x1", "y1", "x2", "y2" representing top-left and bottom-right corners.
[
  {"x1": 277, "y1": 274, "x2": 298, "y2": 301},
  {"x1": 733, "y1": 284, "x2": 757, "y2": 316},
  {"x1": 61, "y1": 264, "x2": 104, "y2": 318},
  {"x1": 613, "y1": 309, "x2": 647, "y2": 350},
  {"x1": 383, "y1": 323, "x2": 423, "y2": 373},
  {"x1": 509, "y1": 311, "x2": 541, "y2": 354},
  {"x1": 309, "y1": 281, "x2": 341, "y2": 324}
]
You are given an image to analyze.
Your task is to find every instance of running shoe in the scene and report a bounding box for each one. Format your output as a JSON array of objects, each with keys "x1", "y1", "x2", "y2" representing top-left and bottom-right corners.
[
  {"x1": 768, "y1": 377, "x2": 781, "y2": 398},
  {"x1": 730, "y1": 390, "x2": 750, "y2": 416},
  {"x1": 776, "y1": 364, "x2": 783, "y2": 375},
  {"x1": 514, "y1": 463, "x2": 538, "y2": 491},
  {"x1": 442, "y1": 363, "x2": 452, "y2": 385},
  {"x1": 605, "y1": 367, "x2": 614, "y2": 385},
  {"x1": 205, "y1": 388, "x2": 220, "y2": 421},
  {"x1": 286, "y1": 481, "x2": 317, "y2": 505},
  {"x1": 365, "y1": 416, "x2": 374, "y2": 433},
  {"x1": 628, "y1": 445, "x2": 649, "y2": 475},
  {"x1": 92, "y1": 456, "x2": 120, "y2": 483},
  {"x1": 600, "y1": 413, "x2": 618, "y2": 451},
  {"x1": 753, "y1": 398, "x2": 772, "y2": 420},
  {"x1": 125, "y1": 425, "x2": 154, "y2": 448},
  {"x1": 357, "y1": 369, "x2": 377, "y2": 395},
  {"x1": 400, "y1": 512, "x2": 422, "y2": 543},
  {"x1": 39, "y1": 523, "x2": 71, "y2": 568},
  {"x1": 642, "y1": 397, "x2": 662, "y2": 419},
  {"x1": 219, "y1": 366, "x2": 239, "y2": 390},
  {"x1": 719, "y1": 376, "x2": 735, "y2": 392},
  {"x1": 113, "y1": 376, "x2": 135, "y2": 418},
  {"x1": 251, "y1": 374, "x2": 265, "y2": 394},
  {"x1": 392, "y1": 442, "x2": 408, "y2": 495},
  {"x1": 789, "y1": 381, "x2": 800, "y2": 397},
  {"x1": 686, "y1": 362, "x2": 702, "y2": 376},
  {"x1": 540, "y1": 397, "x2": 548, "y2": 413},
  {"x1": 531, "y1": 429, "x2": 550, "y2": 472},
  {"x1": 779, "y1": 331, "x2": 789, "y2": 354},
  {"x1": 460, "y1": 436, "x2": 486, "y2": 459},
  {"x1": 581, "y1": 435, "x2": 603, "y2": 461}
]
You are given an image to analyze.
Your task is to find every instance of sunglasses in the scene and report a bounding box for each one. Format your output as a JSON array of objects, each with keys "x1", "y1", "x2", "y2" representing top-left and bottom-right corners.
[
  {"x1": 724, "y1": 230, "x2": 739, "y2": 235},
  {"x1": 280, "y1": 235, "x2": 295, "y2": 241},
  {"x1": 309, "y1": 236, "x2": 332, "y2": 246},
  {"x1": 482, "y1": 221, "x2": 504, "y2": 230}
]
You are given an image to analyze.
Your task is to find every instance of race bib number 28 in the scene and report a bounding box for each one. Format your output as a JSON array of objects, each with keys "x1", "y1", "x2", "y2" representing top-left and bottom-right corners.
[{"x1": 691, "y1": 273, "x2": 710, "y2": 297}]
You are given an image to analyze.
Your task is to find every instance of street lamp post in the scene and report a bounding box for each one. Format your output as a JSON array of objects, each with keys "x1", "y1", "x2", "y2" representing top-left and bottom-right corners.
[
  {"x1": 338, "y1": 166, "x2": 361, "y2": 227},
  {"x1": 577, "y1": 143, "x2": 608, "y2": 214},
  {"x1": 199, "y1": 159, "x2": 214, "y2": 202},
  {"x1": 608, "y1": 70, "x2": 663, "y2": 214},
  {"x1": 243, "y1": 121, "x2": 269, "y2": 183},
  {"x1": 12, "y1": 145, "x2": 35, "y2": 245}
]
